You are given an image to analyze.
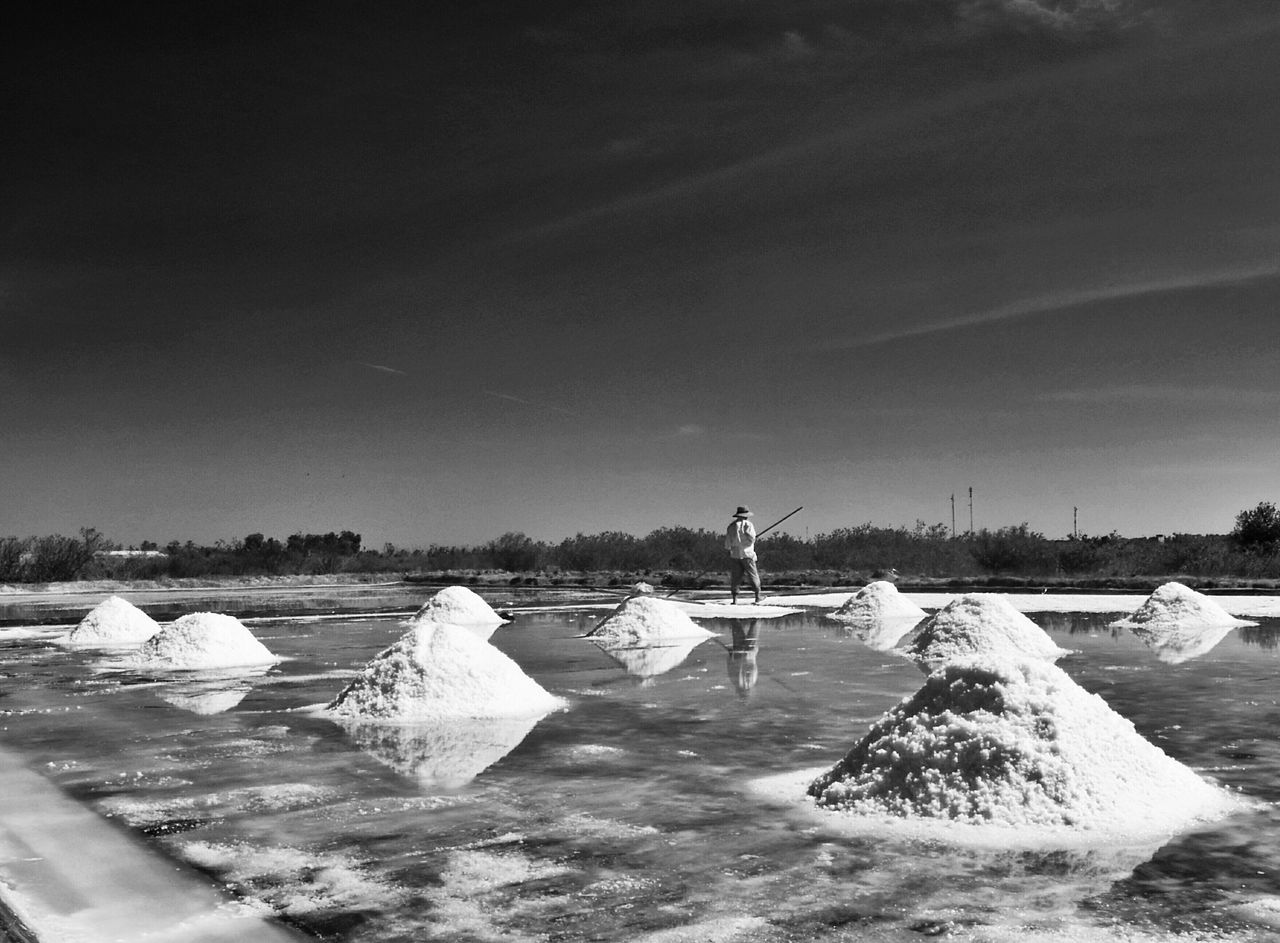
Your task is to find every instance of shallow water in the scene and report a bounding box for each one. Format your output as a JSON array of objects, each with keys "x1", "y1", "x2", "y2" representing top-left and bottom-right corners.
[{"x1": 2, "y1": 603, "x2": 1280, "y2": 941}]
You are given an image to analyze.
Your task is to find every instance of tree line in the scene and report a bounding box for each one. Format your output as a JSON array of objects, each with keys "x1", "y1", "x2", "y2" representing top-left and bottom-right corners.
[{"x1": 4, "y1": 502, "x2": 1280, "y2": 585}]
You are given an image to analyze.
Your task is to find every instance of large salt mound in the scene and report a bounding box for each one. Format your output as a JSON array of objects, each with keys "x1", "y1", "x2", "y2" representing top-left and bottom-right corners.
[
  {"x1": 807, "y1": 657, "x2": 1239, "y2": 833},
  {"x1": 63, "y1": 595, "x2": 161, "y2": 647},
  {"x1": 906, "y1": 593, "x2": 1067, "y2": 666},
  {"x1": 1109, "y1": 581, "x2": 1256, "y2": 631},
  {"x1": 408, "y1": 585, "x2": 507, "y2": 626},
  {"x1": 129, "y1": 613, "x2": 280, "y2": 670},
  {"x1": 588, "y1": 596, "x2": 717, "y2": 645},
  {"x1": 828, "y1": 581, "x2": 927, "y2": 624},
  {"x1": 327, "y1": 621, "x2": 563, "y2": 721}
]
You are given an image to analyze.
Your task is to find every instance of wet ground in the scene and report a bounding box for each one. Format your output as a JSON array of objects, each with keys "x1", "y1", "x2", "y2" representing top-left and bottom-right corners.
[{"x1": 1, "y1": 593, "x2": 1279, "y2": 941}]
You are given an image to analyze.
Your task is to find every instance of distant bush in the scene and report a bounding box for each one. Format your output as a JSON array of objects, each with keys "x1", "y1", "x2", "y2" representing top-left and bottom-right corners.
[{"x1": 1233, "y1": 501, "x2": 1280, "y2": 549}]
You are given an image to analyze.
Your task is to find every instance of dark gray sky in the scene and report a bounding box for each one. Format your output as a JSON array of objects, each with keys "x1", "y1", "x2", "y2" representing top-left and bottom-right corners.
[{"x1": 5, "y1": 1, "x2": 1279, "y2": 546}]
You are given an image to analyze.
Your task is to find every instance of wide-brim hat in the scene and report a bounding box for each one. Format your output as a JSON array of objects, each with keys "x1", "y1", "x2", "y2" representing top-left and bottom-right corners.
[{"x1": 732, "y1": 506, "x2": 753, "y2": 518}]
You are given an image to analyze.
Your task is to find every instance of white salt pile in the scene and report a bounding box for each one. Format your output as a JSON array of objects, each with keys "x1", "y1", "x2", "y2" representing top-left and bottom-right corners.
[
  {"x1": 828, "y1": 581, "x2": 927, "y2": 624},
  {"x1": 629, "y1": 581, "x2": 655, "y2": 596},
  {"x1": 327, "y1": 620, "x2": 563, "y2": 721},
  {"x1": 906, "y1": 593, "x2": 1068, "y2": 666},
  {"x1": 129, "y1": 613, "x2": 280, "y2": 670},
  {"x1": 587, "y1": 595, "x2": 718, "y2": 645},
  {"x1": 62, "y1": 595, "x2": 161, "y2": 647},
  {"x1": 341, "y1": 715, "x2": 543, "y2": 789},
  {"x1": 807, "y1": 657, "x2": 1241, "y2": 834},
  {"x1": 1110, "y1": 581, "x2": 1256, "y2": 631},
  {"x1": 408, "y1": 585, "x2": 507, "y2": 627}
]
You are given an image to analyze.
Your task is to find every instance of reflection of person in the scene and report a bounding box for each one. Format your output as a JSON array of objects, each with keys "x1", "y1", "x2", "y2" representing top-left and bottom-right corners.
[
  {"x1": 728, "y1": 621, "x2": 760, "y2": 695},
  {"x1": 725, "y1": 506, "x2": 761, "y2": 605}
]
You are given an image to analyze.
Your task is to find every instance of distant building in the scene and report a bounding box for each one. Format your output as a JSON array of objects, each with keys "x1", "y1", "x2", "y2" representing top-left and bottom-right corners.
[{"x1": 95, "y1": 550, "x2": 168, "y2": 559}]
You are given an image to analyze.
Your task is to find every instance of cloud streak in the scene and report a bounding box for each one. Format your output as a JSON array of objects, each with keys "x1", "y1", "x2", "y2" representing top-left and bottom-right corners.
[
  {"x1": 838, "y1": 262, "x2": 1280, "y2": 350},
  {"x1": 1042, "y1": 384, "x2": 1280, "y2": 407},
  {"x1": 482, "y1": 390, "x2": 576, "y2": 415},
  {"x1": 355, "y1": 361, "x2": 407, "y2": 376}
]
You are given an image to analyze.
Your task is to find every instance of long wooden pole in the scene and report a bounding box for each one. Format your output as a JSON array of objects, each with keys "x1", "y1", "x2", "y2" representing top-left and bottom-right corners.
[{"x1": 755, "y1": 506, "x2": 803, "y2": 538}]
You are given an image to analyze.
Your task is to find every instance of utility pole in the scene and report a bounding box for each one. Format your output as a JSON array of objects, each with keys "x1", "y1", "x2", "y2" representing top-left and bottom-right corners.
[
  {"x1": 951, "y1": 493, "x2": 956, "y2": 539},
  {"x1": 968, "y1": 487, "x2": 974, "y2": 536},
  {"x1": 1073, "y1": 506, "x2": 1078, "y2": 539}
]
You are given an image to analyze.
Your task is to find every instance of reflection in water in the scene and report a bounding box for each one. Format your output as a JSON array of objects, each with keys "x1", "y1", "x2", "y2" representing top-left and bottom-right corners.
[
  {"x1": 338, "y1": 714, "x2": 545, "y2": 790},
  {"x1": 157, "y1": 683, "x2": 251, "y2": 715},
  {"x1": 592, "y1": 638, "x2": 707, "y2": 681},
  {"x1": 152, "y1": 665, "x2": 272, "y2": 715},
  {"x1": 727, "y1": 622, "x2": 760, "y2": 695},
  {"x1": 1240, "y1": 624, "x2": 1280, "y2": 650},
  {"x1": 1130, "y1": 623, "x2": 1235, "y2": 664},
  {"x1": 856, "y1": 616, "x2": 923, "y2": 652}
]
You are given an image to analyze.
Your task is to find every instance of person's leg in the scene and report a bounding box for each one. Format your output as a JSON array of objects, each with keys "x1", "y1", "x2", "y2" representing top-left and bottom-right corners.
[
  {"x1": 744, "y1": 558, "x2": 761, "y2": 603},
  {"x1": 730, "y1": 558, "x2": 744, "y2": 603}
]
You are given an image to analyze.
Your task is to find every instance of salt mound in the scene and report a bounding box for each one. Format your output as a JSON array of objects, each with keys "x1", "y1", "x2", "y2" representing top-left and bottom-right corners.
[
  {"x1": 327, "y1": 621, "x2": 563, "y2": 721},
  {"x1": 829, "y1": 581, "x2": 927, "y2": 624},
  {"x1": 130, "y1": 613, "x2": 280, "y2": 670},
  {"x1": 1110, "y1": 581, "x2": 1255, "y2": 631},
  {"x1": 408, "y1": 585, "x2": 506, "y2": 626},
  {"x1": 906, "y1": 594, "x2": 1067, "y2": 666},
  {"x1": 807, "y1": 657, "x2": 1240, "y2": 833},
  {"x1": 587, "y1": 596, "x2": 718, "y2": 645},
  {"x1": 340, "y1": 715, "x2": 542, "y2": 789},
  {"x1": 64, "y1": 595, "x2": 161, "y2": 647}
]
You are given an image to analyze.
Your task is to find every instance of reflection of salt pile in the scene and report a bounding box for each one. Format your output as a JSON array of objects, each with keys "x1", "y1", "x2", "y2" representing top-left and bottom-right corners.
[
  {"x1": 830, "y1": 581, "x2": 927, "y2": 624},
  {"x1": 327, "y1": 621, "x2": 562, "y2": 721},
  {"x1": 906, "y1": 594, "x2": 1067, "y2": 666},
  {"x1": 1110, "y1": 581, "x2": 1255, "y2": 631},
  {"x1": 408, "y1": 585, "x2": 507, "y2": 630},
  {"x1": 158, "y1": 683, "x2": 251, "y2": 715},
  {"x1": 130, "y1": 613, "x2": 280, "y2": 669},
  {"x1": 807, "y1": 657, "x2": 1239, "y2": 833},
  {"x1": 340, "y1": 715, "x2": 542, "y2": 789},
  {"x1": 588, "y1": 596, "x2": 717, "y2": 645},
  {"x1": 592, "y1": 637, "x2": 706, "y2": 679},
  {"x1": 63, "y1": 595, "x2": 161, "y2": 647}
]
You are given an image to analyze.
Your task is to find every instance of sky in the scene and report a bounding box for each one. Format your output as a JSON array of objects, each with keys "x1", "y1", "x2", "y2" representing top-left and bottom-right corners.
[{"x1": 4, "y1": 0, "x2": 1280, "y2": 548}]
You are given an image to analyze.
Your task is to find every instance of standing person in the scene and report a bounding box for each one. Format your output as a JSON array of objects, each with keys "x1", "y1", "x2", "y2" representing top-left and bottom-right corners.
[{"x1": 725, "y1": 505, "x2": 761, "y2": 605}]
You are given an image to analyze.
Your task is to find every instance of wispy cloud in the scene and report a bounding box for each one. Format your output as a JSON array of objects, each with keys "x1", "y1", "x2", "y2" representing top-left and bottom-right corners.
[
  {"x1": 482, "y1": 390, "x2": 576, "y2": 415},
  {"x1": 355, "y1": 361, "x2": 407, "y2": 376},
  {"x1": 1042, "y1": 384, "x2": 1280, "y2": 407},
  {"x1": 839, "y1": 262, "x2": 1280, "y2": 350},
  {"x1": 673, "y1": 423, "x2": 707, "y2": 438}
]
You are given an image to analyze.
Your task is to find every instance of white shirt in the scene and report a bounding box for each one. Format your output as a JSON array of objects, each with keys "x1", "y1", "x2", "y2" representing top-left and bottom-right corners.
[{"x1": 725, "y1": 519, "x2": 757, "y2": 560}]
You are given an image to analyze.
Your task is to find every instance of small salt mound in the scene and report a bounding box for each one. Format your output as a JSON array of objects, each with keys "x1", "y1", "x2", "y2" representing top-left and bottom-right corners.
[
  {"x1": 63, "y1": 595, "x2": 161, "y2": 647},
  {"x1": 408, "y1": 585, "x2": 506, "y2": 626},
  {"x1": 588, "y1": 595, "x2": 717, "y2": 645},
  {"x1": 327, "y1": 621, "x2": 563, "y2": 721},
  {"x1": 130, "y1": 613, "x2": 280, "y2": 670},
  {"x1": 906, "y1": 594, "x2": 1067, "y2": 666},
  {"x1": 1109, "y1": 581, "x2": 1255, "y2": 631},
  {"x1": 807, "y1": 657, "x2": 1240, "y2": 833},
  {"x1": 629, "y1": 581, "x2": 655, "y2": 596},
  {"x1": 828, "y1": 581, "x2": 927, "y2": 624}
]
